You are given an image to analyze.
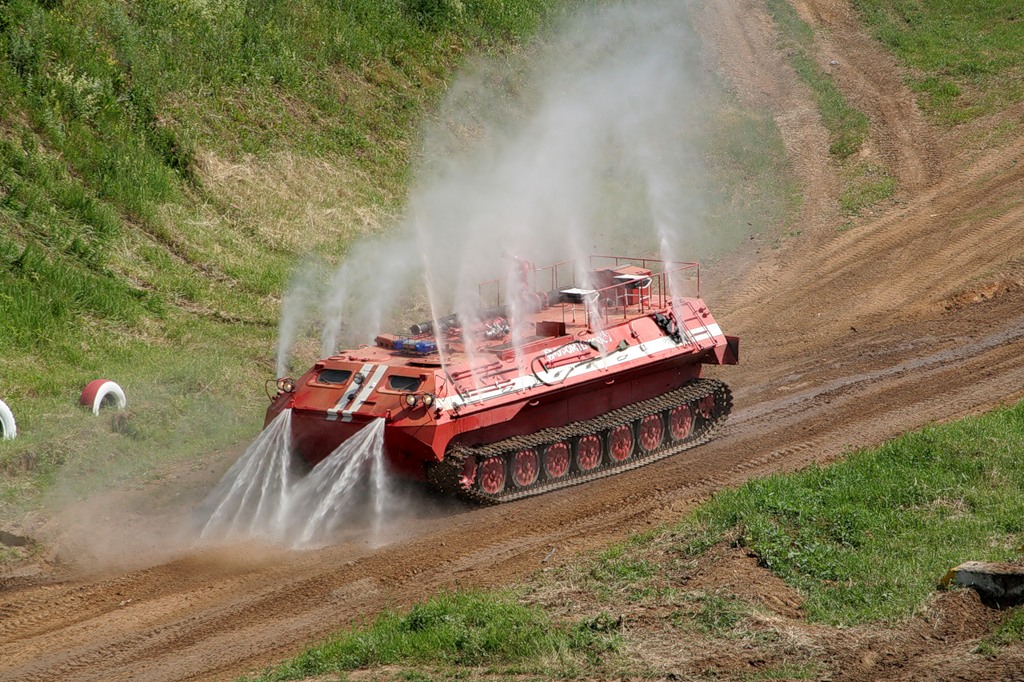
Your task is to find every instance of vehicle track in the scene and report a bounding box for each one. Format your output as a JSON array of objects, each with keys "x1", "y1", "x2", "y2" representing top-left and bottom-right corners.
[{"x1": 5, "y1": 2, "x2": 1024, "y2": 680}]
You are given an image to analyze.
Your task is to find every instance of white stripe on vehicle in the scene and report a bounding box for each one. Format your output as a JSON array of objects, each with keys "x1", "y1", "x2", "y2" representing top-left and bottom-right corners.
[
  {"x1": 341, "y1": 364, "x2": 388, "y2": 422},
  {"x1": 327, "y1": 362, "x2": 374, "y2": 421}
]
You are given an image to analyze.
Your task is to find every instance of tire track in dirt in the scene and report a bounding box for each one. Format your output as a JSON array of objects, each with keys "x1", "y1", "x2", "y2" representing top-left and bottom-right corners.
[
  {"x1": 789, "y1": 154, "x2": 1024, "y2": 298},
  {"x1": 0, "y1": 553, "x2": 285, "y2": 664},
  {"x1": 721, "y1": 145, "x2": 1024, "y2": 357},
  {"x1": 713, "y1": 0, "x2": 1024, "y2": 344},
  {"x1": 696, "y1": 0, "x2": 840, "y2": 312}
]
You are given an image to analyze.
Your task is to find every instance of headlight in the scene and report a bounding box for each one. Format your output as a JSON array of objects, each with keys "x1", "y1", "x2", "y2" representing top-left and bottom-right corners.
[
  {"x1": 422, "y1": 393, "x2": 435, "y2": 407},
  {"x1": 405, "y1": 393, "x2": 418, "y2": 407},
  {"x1": 277, "y1": 377, "x2": 296, "y2": 393}
]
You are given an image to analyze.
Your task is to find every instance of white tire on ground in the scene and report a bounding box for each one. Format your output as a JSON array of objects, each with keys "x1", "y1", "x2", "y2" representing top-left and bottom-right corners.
[
  {"x1": 0, "y1": 399, "x2": 15, "y2": 440},
  {"x1": 80, "y1": 379, "x2": 127, "y2": 415}
]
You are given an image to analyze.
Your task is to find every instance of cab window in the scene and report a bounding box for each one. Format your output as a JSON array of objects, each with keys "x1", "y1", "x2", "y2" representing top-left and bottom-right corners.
[
  {"x1": 387, "y1": 375, "x2": 422, "y2": 391},
  {"x1": 318, "y1": 369, "x2": 352, "y2": 384}
]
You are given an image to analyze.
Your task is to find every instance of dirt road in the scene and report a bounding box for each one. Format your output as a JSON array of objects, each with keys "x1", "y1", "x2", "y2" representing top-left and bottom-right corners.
[{"x1": 4, "y1": 1, "x2": 1024, "y2": 680}]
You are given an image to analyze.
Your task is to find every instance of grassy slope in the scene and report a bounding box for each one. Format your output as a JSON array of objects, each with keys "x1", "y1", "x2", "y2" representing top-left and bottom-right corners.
[
  {"x1": 0, "y1": 0, "x2": 569, "y2": 510},
  {"x1": 682, "y1": 402, "x2": 1024, "y2": 624}
]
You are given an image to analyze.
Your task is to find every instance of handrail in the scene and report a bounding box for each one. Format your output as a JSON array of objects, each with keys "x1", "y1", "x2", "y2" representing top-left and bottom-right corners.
[
  {"x1": 676, "y1": 298, "x2": 715, "y2": 348},
  {"x1": 474, "y1": 254, "x2": 701, "y2": 321}
]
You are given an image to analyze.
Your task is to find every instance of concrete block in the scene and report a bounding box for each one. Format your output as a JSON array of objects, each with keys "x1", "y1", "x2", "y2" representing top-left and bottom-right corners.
[{"x1": 942, "y1": 561, "x2": 1024, "y2": 607}]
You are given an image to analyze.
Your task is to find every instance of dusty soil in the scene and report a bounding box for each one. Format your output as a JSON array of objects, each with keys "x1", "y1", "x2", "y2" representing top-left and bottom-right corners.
[{"x1": 4, "y1": 0, "x2": 1024, "y2": 680}]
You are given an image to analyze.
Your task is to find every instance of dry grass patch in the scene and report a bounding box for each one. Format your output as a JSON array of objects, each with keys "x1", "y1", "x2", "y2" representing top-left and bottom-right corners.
[{"x1": 200, "y1": 151, "x2": 393, "y2": 255}]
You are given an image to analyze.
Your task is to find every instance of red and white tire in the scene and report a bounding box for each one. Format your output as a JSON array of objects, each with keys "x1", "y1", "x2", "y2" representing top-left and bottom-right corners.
[
  {"x1": 0, "y1": 399, "x2": 15, "y2": 440},
  {"x1": 80, "y1": 380, "x2": 127, "y2": 415}
]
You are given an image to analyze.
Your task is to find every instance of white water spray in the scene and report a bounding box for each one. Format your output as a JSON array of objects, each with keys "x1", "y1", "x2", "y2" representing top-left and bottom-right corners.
[
  {"x1": 199, "y1": 412, "x2": 391, "y2": 549},
  {"x1": 199, "y1": 410, "x2": 300, "y2": 540},
  {"x1": 290, "y1": 417, "x2": 388, "y2": 547},
  {"x1": 270, "y1": 0, "x2": 713, "y2": 379},
  {"x1": 320, "y1": 260, "x2": 353, "y2": 358},
  {"x1": 276, "y1": 266, "x2": 322, "y2": 378}
]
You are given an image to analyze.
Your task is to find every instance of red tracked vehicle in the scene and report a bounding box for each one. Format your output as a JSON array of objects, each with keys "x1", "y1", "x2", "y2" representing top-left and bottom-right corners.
[{"x1": 266, "y1": 256, "x2": 738, "y2": 503}]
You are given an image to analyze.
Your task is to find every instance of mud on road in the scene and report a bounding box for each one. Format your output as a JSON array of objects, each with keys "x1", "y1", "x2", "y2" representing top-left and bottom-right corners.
[{"x1": 5, "y1": 1, "x2": 1024, "y2": 680}]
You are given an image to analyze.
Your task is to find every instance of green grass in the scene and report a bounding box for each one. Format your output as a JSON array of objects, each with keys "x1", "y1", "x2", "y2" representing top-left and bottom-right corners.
[
  {"x1": 790, "y1": 52, "x2": 870, "y2": 160},
  {"x1": 976, "y1": 607, "x2": 1024, "y2": 655},
  {"x1": 670, "y1": 592, "x2": 748, "y2": 634},
  {"x1": 0, "y1": 322, "x2": 267, "y2": 509},
  {"x1": 766, "y1": 0, "x2": 869, "y2": 162},
  {"x1": 854, "y1": 0, "x2": 1024, "y2": 125},
  {"x1": 588, "y1": 545, "x2": 657, "y2": 598},
  {"x1": 675, "y1": 401, "x2": 1024, "y2": 625},
  {"x1": 241, "y1": 590, "x2": 619, "y2": 681},
  {"x1": 839, "y1": 163, "x2": 896, "y2": 215},
  {"x1": 765, "y1": 0, "x2": 899, "y2": 219},
  {"x1": 703, "y1": 99, "x2": 803, "y2": 246}
]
